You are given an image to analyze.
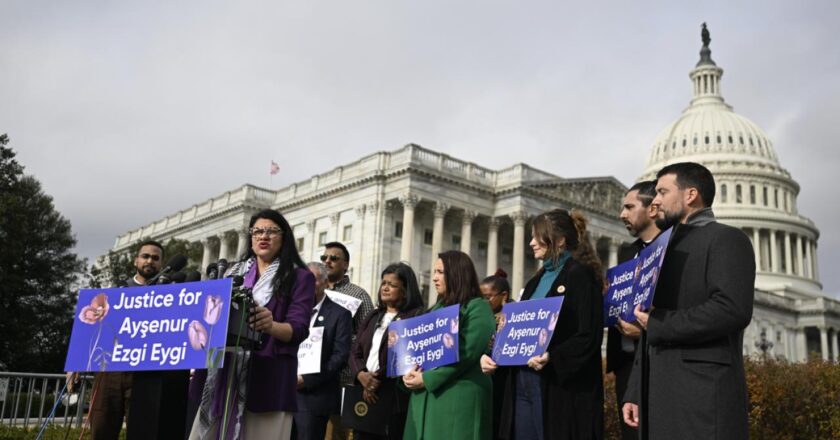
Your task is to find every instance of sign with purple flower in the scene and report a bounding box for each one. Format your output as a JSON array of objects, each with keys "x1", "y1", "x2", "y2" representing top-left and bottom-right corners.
[
  {"x1": 64, "y1": 279, "x2": 232, "y2": 372},
  {"x1": 385, "y1": 305, "x2": 460, "y2": 378},
  {"x1": 490, "y1": 297, "x2": 564, "y2": 366}
]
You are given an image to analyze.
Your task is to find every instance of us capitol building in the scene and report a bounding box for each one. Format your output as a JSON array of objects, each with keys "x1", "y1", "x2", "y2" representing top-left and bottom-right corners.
[{"x1": 108, "y1": 30, "x2": 839, "y2": 362}]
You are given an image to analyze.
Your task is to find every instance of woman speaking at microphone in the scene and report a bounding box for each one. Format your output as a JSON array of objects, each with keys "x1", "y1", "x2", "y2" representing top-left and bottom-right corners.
[
  {"x1": 402, "y1": 250, "x2": 495, "y2": 440},
  {"x1": 349, "y1": 262, "x2": 425, "y2": 440},
  {"x1": 190, "y1": 209, "x2": 314, "y2": 440},
  {"x1": 481, "y1": 209, "x2": 605, "y2": 440}
]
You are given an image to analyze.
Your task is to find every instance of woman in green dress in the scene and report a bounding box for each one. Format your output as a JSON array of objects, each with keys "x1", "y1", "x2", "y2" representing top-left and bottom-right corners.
[{"x1": 402, "y1": 250, "x2": 496, "y2": 440}]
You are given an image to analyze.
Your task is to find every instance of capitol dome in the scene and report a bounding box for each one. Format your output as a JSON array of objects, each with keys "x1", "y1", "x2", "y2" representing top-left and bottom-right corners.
[{"x1": 638, "y1": 27, "x2": 822, "y2": 296}]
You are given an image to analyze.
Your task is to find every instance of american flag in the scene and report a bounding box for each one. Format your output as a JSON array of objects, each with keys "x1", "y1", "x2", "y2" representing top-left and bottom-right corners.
[{"x1": 270, "y1": 160, "x2": 280, "y2": 175}]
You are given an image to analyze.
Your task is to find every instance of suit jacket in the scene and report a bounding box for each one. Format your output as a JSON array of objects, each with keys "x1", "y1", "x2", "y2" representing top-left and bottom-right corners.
[
  {"x1": 297, "y1": 296, "x2": 353, "y2": 416},
  {"x1": 498, "y1": 257, "x2": 604, "y2": 440},
  {"x1": 625, "y1": 209, "x2": 755, "y2": 439}
]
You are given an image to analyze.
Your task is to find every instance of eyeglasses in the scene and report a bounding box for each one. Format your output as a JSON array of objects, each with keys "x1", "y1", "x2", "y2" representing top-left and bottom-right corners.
[
  {"x1": 249, "y1": 227, "x2": 283, "y2": 238},
  {"x1": 320, "y1": 254, "x2": 342, "y2": 262},
  {"x1": 138, "y1": 253, "x2": 161, "y2": 261}
]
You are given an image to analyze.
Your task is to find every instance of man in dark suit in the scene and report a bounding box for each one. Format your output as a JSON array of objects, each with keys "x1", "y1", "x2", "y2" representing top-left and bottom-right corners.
[
  {"x1": 294, "y1": 262, "x2": 352, "y2": 440},
  {"x1": 608, "y1": 180, "x2": 659, "y2": 440},
  {"x1": 623, "y1": 162, "x2": 754, "y2": 439}
]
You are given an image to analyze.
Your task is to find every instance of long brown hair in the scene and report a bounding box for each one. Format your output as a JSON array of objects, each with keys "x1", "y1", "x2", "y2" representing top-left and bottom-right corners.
[
  {"x1": 531, "y1": 209, "x2": 605, "y2": 289},
  {"x1": 437, "y1": 250, "x2": 482, "y2": 308}
]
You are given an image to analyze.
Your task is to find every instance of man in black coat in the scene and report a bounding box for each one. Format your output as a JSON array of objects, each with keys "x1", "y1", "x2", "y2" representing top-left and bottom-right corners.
[
  {"x1": 608, "y1": 180, "x2": 659, "y2": 440},
  {"x1": 623, "y1": 162, "x2": 754, "y2": 439},
  {"x1": 294, "y1": 262, "x2": 353, "y2": 440}
]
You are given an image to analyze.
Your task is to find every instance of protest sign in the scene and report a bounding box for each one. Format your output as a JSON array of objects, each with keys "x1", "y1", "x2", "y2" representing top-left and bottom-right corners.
[
  {"x1": 622, "y1": 227, "x2": 672, "y2": 322},
  {"x1": 490, "y1": 297, "x2": 564, "y2": 366},
  {"x1": 298, "y1": 327, "x2": 324, "y2": 375},
  {"x1": 325, "y1": 289, "x2": 363, "y2": 316},
  {"x1": 603, "y1": 259, "x2": 639, "y2": 327},
  {"x1": 386, "y1": 305, "x2": 459, "y2": 377},
  {"x1": 64, "y1": 279, "x2": 232, "y2": 372}
]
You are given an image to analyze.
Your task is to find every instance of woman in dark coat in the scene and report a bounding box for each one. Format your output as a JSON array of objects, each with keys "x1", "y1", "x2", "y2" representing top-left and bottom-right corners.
[
  {"x1": 482, "y1": 209, "x2": 605, "y2": 440},
  {"x1": 349, "y1": 262, "x2": 425, "y2": 439}
]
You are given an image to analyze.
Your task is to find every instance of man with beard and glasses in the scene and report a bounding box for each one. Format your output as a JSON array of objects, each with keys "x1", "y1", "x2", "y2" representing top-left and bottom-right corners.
[
  {"x1": 320, "y1": 242, "x2": 373, "y2": 440},
  {"x1": 66, "y1": 240, "x2": 163, "y2": 440},
  {"x1": 608, "y1": 180, "x2": 659, "y2": 440},
  {"x1": 622, "y1": 162, "x2": 754, "y2": 440}
]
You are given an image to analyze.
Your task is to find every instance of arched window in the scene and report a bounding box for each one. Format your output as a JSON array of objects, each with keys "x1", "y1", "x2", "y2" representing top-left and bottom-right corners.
[
  {"x1": 750, "y1": 186, "x2": 756, "y2": 204},
  {"x1": 721, "y1": 184, "x2": 728, "y2": 203},
  {"x1": 763, "y1": 187, "x2": 768, "y2": 206},
  {"x1": 736, "y1": 184, "x2": 743, "y2": 204}
]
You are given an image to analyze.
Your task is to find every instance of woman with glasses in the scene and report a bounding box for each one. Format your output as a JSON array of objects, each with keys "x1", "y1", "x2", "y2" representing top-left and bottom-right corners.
[
  {"x1": 402, "y1": 250, "x2": 495, "y2": 440},
  {"x1": 348, "y1": 262, "x2": 425, "y2": 440},
  {"x1": 481, "y1": 209, "x2": 605, "y2": 440},
  {"x1": 190, "y1": 209, "x2": 315, "y2": 440}
]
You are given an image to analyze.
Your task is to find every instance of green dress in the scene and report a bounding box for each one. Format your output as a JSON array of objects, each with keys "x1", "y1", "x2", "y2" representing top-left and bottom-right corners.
[{"x1": 403, "y1": 297, "x2": 496, "y2": 440}]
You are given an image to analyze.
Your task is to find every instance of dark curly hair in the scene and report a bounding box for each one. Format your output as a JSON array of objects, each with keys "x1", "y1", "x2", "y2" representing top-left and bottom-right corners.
[{"x1": 531, "y1": 209, "x2": 605, "y2": 289}]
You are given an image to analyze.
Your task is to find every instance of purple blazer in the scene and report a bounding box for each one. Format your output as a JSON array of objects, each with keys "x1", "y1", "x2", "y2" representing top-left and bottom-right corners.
[{"x1": 245, "y1": 267, "x2": 315, "y2": 412}]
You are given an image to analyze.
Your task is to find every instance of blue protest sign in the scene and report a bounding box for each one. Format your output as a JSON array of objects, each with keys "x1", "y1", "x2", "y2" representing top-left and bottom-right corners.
[
  {"x1": 386, "y1": 305, "x2": 460, "y2": 377},
  {"x1": 64, "y1": 279, "x2": 232, "y2": 372},
  {"x1": 490, "y1": 297, "x2": 564, "y2": 366},
  {"x1": 619, "y1": 227, "x2": 673, "y2": 323},
  {"x1": 603, "y1": 259, "x2": 638, "y2": 327}
]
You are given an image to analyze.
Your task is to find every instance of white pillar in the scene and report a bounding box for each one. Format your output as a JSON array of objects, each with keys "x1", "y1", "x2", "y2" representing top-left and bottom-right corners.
[
  {"x1": 219, "y1": 232, "x2": 232, "y2": 261},
  {"x1": 752, "y1": 228, "x2": 761, "y2": 270},
  {"x1": 201, "y1": 238, "x2": 214, "y2": 274},
  {"x1": 399, "y1": 194, "x2": 419, "y2": 264},
  {"x1": 812, "y1": 241, "x2": 820, "y2": 281},
  {"x1": 608, "y1": 239, "x2": 619, "y2": 268},
  {"x1": 769, "y1": 230, "x2": 779, "y2": 273},
  {"x1": 306, "y1": 220, "x2": 317, "y2": 261},
  {"x1": 795, "y1": 235, "x2": 804, "y2": 277},
  {"x1": 430, "y1": 202, "x2": 449, "y2": 304},
  {"x1": 486, "y1": 218, "x2": 500, "y2": 276},
  {"x1": 352, "y1": 205, "x2": 367, "y2": 284},
  {"x1": 236, "y1": 230, "x2": 248, "y2": 259},
  {"x1": 329, "y1": 212, "x2": 341, "y2": 242},
  {"x1": 460, "y1": 210, "x2": 476, "y2": 254},
  {"x1": 784, "y1": 232, "x2": 793, "y2": 275},
  {"x1": 805, "y1": 238, "x2": 814, "y2": 279},
  {"x1": 796, "y1": 328, "x2": 807, "y2": 362},
  {"x1": 511, "y1": 211, "x2": 528, "y2": 298},
  {"x1": 820, "y1": 327, "x2": 830, "y2": 361},
  {"x1": 832, "y1": 330, "x2": 839, "y2": 363}
]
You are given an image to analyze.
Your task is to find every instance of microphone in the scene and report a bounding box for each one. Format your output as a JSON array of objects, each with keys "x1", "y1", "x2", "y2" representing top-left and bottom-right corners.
[
  {"x1": 185, "y1": 270, "x2": 202, "y2": 282},
  {"x1": 216, "y1": 259, "x2": 229, "y2": 278},
  {"x1": 147, "y1": 255, "x2": 188, "y2": 285},
  {"x1": 231, "y1": 275, "x2": 245, "y2": 288},
  {"x1": 206, "y1": 262, "x2": 219, "y2": 280},
  {"x1": 168, "y1": 272, "x2": 187, "y2": 284}
]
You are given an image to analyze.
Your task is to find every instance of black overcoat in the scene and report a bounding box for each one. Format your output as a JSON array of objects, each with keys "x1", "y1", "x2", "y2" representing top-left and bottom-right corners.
[
  {"x1": 498, "y1": 258, "x2": 604, "y2": 440},
  {"x1": 625, "y1": 209, "x2": 755, "y2": 439}
]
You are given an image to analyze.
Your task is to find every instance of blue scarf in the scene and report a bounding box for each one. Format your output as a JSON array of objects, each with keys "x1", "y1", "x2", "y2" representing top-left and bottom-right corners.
[{"x1": 530, "y1": 252, "x2": 571, "y2": 300}]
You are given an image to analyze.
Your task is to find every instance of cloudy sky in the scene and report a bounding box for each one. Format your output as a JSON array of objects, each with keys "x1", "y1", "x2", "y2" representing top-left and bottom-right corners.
[{"x1": 3, "y1": 1, "x2": 839, "y2": 296}]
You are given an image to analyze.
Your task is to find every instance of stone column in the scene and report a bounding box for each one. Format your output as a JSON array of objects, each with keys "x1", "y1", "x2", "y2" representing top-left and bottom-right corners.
[
  {"x1": 219, "y1": 231, "x2": 234, "y2": 260},
  {"x1": 795, "y1": 235, "x2": 804, "y2": 277},
  {"x1": 784, "y1": 232, "x2": 793, "y2": 275},
  {"x1": 832, "y1": 330, "x2": 839, "y2": 362},
  {"x1": 329, "y1": 212, "x2": 341, "y2": 242},
  {"x1": 820, "y1": 327, "x2": 830, "y2": 361},
  {"x1": 769, "y1": 230, "x2": 779, "y2": 273},
  {"x1": 805, "y1": 238, "x2": 814, "y2": 279},
  {"x1": 306, "y1": 220, "x2": 317, "y2": 261},
  {"x1": 460, "y1": 210, "x2": 477, "y2": 254},
  {"x1": 486, "y1": 217, "x2": 500, "y2": 276},
  {"x1": 429, "y1": 202, "x2": 449, "y2": 286},
  {"x1": 511, "y1": 211, "x2": 528, "y2": 298},
  {"x1": 795, "y1": 328, "x2": 807, "y2": 362},
  {"x1": 812, "y1": 241, "x2": 820, "y2": 281},
  {"x1": 608, "y1": 239, "x2": 619, "y2": 268},
  {"x1": 201, "y1": 238, "x2": 214, "y2": 274},
  {"x1": 399, "y1": 194, "x2": 419, "y2": 263},
  {"x1": 236, "y1": 230, "x2": 248, "y2": 259},
  {"x1": 752, "y1": 228, "x2": 761, "y2": 270},
  {"x1": 352, "y1": 205, "x2": 367, "y2": 284}
]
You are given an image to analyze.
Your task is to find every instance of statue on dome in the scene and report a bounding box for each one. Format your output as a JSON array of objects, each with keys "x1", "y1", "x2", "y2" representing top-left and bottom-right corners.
[{"x1": 701, "y1": 22, "x2": 711, "y2": 48}]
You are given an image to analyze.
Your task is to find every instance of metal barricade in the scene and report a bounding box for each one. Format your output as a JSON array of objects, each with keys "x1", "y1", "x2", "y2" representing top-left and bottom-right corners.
[{"x1": 0, "y1": 372, "x2": 92, "y2": 429}]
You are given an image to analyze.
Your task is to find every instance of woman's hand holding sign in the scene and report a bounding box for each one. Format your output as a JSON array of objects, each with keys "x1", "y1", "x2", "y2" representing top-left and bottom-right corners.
[
  {"x1": 527, "y1": 352, "x2": 549, "y2": 371},
  {"x1": 480, "y1": 354, "x2": 497, "y2": 375},
  {"x1": 402, "y1": 365, "x2": 425, "y2": 390}
]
